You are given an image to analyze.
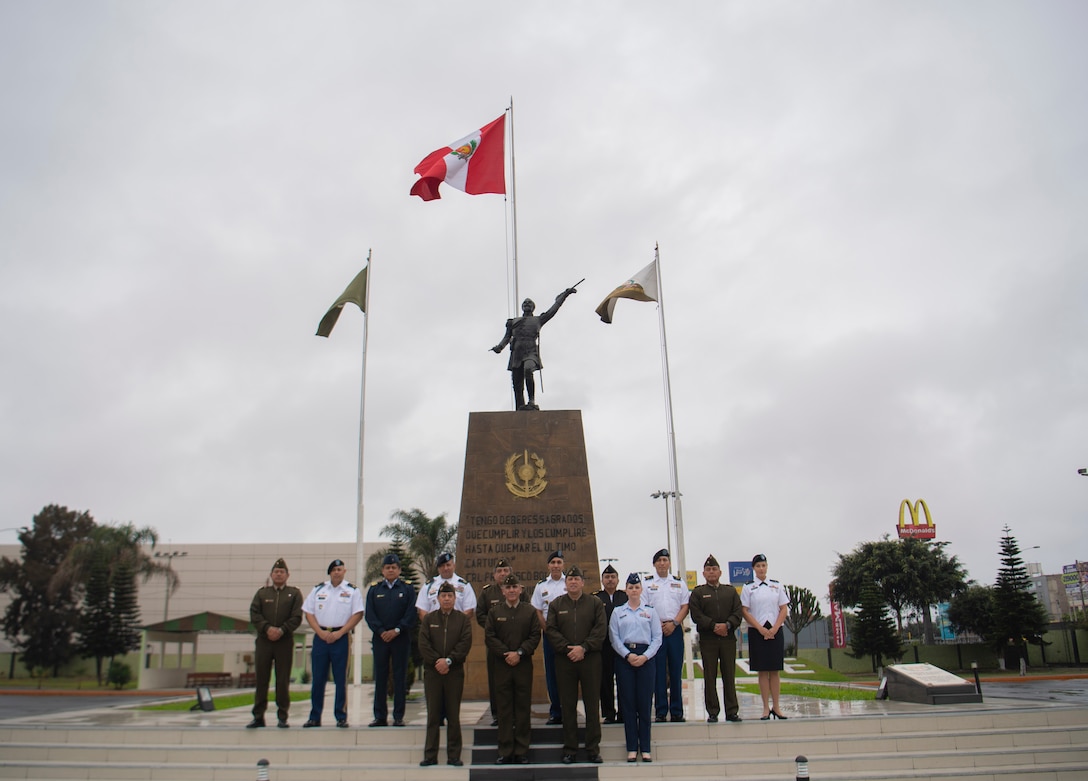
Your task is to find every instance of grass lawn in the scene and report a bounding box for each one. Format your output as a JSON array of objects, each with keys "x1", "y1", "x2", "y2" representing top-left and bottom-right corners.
[
  {"x1": 140, "y1": 690, "x2": 311, "y2": 711},
  {"x1": 736, "y1": 682, "x2": 876, "y2": 701}
]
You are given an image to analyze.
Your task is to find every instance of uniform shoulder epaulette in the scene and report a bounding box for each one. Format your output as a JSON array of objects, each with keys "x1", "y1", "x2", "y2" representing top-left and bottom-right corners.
[
  {"x1": 672, "y1": 574, "x2": 682, "y2": 581},
  {"x1": 537, "y1": 577, "x2": 548, "y2": 584},
  {"x1": 768, "y1": 579, "x2": 780, "y2": 584},
  {"x1": 370, "y1": 579, "x2": 381, "y2": 588},
  {"x1": 455, "y1": 576, "x2": 467, "y2": 584},
  {"x1": 347, "y1": 582, "x2": 357, "y2": 589},
  {"x1": 314, "y1": 581, "x2": 325, "y2": 588},
  {"x1": 745, "y1": 580, "x2": 754, "y2": 585}
]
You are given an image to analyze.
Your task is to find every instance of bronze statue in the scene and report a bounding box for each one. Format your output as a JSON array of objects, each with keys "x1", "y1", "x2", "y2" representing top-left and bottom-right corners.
[{"x1": 491, "y1": 287, "x2": 577, "y2": 410}]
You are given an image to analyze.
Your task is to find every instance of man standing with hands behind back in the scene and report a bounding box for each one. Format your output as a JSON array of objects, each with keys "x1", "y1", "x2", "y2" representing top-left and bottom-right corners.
[
  {"x1": 247, "y1": 558, "x2": 303, "y2": 729},
  {"x1": 687, "y1": 555, "x2": 743, "y2": 723},
  {"x1": 302, "y1": 559, "x2": 364, "y2": 729}
]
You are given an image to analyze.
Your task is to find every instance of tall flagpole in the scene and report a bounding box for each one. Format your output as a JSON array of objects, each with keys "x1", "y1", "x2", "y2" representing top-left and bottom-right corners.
[
  {"x1": 352, "y1": 249, "x2": 372, "y2": 690},
  {"x1": 653, "y1": 243, "x2": 693, "y2": 682},
  {"x1": 507, "y1": 97, "x2": 520, "y2": 314}
]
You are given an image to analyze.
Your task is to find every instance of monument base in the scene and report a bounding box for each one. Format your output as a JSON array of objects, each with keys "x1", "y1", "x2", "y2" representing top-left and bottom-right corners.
[
  {"x1": 455, "y1": 410, "x2": 600, "y2": 703},
  {"x1": 885, "y1": 663, "x2": 983, "y2": 705}
]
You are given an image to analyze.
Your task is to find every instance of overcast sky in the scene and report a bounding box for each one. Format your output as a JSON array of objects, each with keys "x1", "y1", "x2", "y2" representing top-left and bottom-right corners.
[{"x1": 2, "y1": 1, "x2": 1085, "y2": 605}]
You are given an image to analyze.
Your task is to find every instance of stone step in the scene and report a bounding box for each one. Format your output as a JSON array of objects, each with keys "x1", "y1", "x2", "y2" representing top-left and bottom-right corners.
[{"x1": 1, "y1": 709, "x2": 1086, "y2": 781}]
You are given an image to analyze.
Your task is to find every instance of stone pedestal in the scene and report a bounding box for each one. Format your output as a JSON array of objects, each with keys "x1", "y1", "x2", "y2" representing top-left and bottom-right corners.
[
  {"x1": 455, "y1": 410, "x2": 599, "y2": 702},
  {"x1": 885, "y1": 663, "x2": 983, "y2": 705}
]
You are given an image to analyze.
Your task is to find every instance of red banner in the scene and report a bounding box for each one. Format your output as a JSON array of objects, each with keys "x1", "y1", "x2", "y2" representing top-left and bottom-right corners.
[{"x1": 831, "y1": 601, "x2": 847, "y2": 649}]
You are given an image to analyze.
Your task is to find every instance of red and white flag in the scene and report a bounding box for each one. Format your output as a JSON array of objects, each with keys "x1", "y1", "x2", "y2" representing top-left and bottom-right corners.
[
  {"x1": 410, "y1": 114, "x2": 506, "y2": 201},
  {"x1": 595, "y1": 260, "x2": 659, "y2": 323}
]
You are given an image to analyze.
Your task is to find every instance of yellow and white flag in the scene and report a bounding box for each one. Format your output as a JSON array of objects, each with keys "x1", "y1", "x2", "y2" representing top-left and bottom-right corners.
[{"x1": 595, "y1": 260, "x2": 658, "y2": 324}]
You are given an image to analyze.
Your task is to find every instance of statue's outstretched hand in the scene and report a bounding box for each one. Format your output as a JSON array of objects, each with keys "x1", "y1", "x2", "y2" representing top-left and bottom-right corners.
[{"x1": 491, "y1": 345, "x2": 503, "y2": 353}]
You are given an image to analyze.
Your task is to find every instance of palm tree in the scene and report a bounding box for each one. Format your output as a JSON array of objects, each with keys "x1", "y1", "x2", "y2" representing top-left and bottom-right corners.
[
  {"x1": 51, "y1": 523, "x2": 177, "y2": 684},
  {"x1": 376, "y1": 508, "x2": 457, "y2": 586}
]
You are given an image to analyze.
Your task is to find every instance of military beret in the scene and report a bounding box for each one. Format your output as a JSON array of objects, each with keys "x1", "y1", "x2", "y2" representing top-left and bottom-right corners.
[
  {"x1": 547, "y1": 550, "x2": 564, "y2": 563},
  {"x1": 272, "y1": 558, "x2": 288, "y2": 572},
  {"x1": 602, "y1": 564, "x2": 618, "y2": 575},
  {"x1": 438, "y1": 581, "x2": 456, "y2": 594},
  {"x1": 704, "y1": 554, "x2": 720, "y2": 568},
  {"x1": 328, "y1": 559, "x2": 345, "y2": 574},
  {"x1": 566, "y1": 565, "x2": 584, "y2": 579},
  {"x1": 653, "y1": 548, "x2": 670, "y2": 563},
  {"x1": 382, "y1": 553, "x2": 400, "y2": 566},
  {"x1": 494, "y1": 558, "x2": 510, "y2": 569},
  {"x1": 752, "y1": 553, "x2": 767, "y2": 565},
  {"x1": 436, "y1": 552, "x2": 454, "y2": 565},
  {"x1": 626, "y1": 572, "x2": 642, "y2": 586},
  {"x1": 502, "y1": 574, "x2": 520, "y2": 586}
]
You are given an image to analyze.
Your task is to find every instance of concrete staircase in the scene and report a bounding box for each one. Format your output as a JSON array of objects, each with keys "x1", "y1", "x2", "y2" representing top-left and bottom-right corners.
[{"x1": 1, "y1": 707, "x2": 1087, "y2": 780}]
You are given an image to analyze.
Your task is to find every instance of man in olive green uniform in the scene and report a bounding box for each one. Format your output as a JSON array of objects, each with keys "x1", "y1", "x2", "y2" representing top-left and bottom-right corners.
[
  {"x1": 476, "y1": 557, "x2": 519, "y2": 726},
  {"x1": 545, "y1": 565, "x2": 608, "y2": 764},
  {"x1": 247, "y1": 558, "x2": 303, "y2": 728},
  {"x1": 418, "y1": 582, "x2": 473, "y2": 767},
  {"x1": 687, "y1": 554, "x2": 744, "y2": 723},
  {"x1": 485, "y1": 574, "x2": 540, "y2": 765}
]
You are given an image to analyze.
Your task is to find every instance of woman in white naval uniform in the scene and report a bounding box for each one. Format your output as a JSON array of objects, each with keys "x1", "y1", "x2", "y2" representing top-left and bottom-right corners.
[{"x1": 740, "y1": 553, "x2": 790, "y2": 720}]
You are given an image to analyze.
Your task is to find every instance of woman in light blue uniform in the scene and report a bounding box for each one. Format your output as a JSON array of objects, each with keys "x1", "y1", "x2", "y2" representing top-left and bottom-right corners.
[{"x1": 609, "y1": 573, "x2": 662, "y2": 763}]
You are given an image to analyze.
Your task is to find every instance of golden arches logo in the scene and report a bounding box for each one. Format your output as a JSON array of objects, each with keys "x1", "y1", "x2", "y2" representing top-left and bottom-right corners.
[{"x1": 897, "y1": 499, "x2": 936, "y2": 539}]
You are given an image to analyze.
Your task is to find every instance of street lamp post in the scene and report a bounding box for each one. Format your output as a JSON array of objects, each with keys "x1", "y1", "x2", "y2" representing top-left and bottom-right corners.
[{"x1": 650, "y1": 491, "x2": 679, "y2": 569}]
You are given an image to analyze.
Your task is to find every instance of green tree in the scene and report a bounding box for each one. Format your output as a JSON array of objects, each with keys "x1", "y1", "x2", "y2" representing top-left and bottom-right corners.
[
  {"x1": 377, "y1": 508, "x2": 457, "y2": 585},
  {"x1": 53, "y1": 522, "x2": 173, "y2": 683},
  {"x1": 831, "y1": 536, "x2": 967, "y2": 638},
  {"x1": 783, "y1": 584, "x2": 823, "y2": 654},
  {"x1": 0, "y1": 506, "x2": 96, "y2": 675},
  {"x1": 990, "y1": 526, "x2": 1048, "y2": 658},
  {"x1": 850, "y1": 582, "x2": 903, "y2": 670},
  {"x1": 946, "y1": 584, "x2": 995, "y2": 641}
]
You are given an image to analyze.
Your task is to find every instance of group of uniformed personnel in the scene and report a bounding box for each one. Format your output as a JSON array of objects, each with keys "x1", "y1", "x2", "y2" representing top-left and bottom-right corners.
[{"x1": 246, "y1": 546, "x2": 762, "y2": 766}]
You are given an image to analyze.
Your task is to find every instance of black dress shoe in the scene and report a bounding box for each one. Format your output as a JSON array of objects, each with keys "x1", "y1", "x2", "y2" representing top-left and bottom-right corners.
[
  {"x1": 515, "y1": 755, "x2": 530, "y2": 764},
  {"x1": 245, "y1": 718, "x2": 265, "y2": 729},
  {"x1": 448, "y1": 758, "x2": 463, "y2": 766},
  {"x1": 546, "y1": 716, "x2": 561, "y2": 725},
  {"x1": 603, "y1": 715, "x2": 616, "y2": 724},
  {"x1": 277, "y1": 720, "x2": 289, "y2": 728},
  {"x1": 368, "y1": 718, "x2": 387, "y2": 727},
  {"x1": 490, "y1": 718, "x2": 498, "y2": 726},
  {"x1": 654, "y1": 715, "x2": 667, "y2": 723},
  {"x1": 419, "y1": 758, "x2": 437, "y2": 766},
  {"x1": 726, "y1": 714, "x2": 743, "y2": 722},
  {"x1": 561, "y1": 754, "x2": 575, "y2": 764},
  {"x1": 671, "y1": 715, "x2": 686, "y2": 722},
  {"x1": 336, "y1": 720, "x2": 348, "y2": 728},
  {"x1": 588, "y1": 753, "x2": 603, "y2": 764},
  {"x1": 707, "y1": 715, "x2": 719, "y2": 723},
  {"x1": 392, "y1": 719, "x2": 406, "y2": 727},
  {"x1": 302, "y1": 720, "x2": 321, "y2": 728},
  {"x1": 495, "y1": 756, "x2": 510, "y2": 765}
]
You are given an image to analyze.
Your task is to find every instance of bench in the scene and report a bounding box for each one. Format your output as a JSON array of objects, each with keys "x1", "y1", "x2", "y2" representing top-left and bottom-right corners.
[
  {"x1": 238, "y1": 672, "x2": 257, "y2": 688},
  {"x1": 185, "y1": 672, "x2": 234, "y2": 688}
]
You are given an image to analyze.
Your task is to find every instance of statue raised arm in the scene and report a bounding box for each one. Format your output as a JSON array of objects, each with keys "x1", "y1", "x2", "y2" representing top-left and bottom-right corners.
[{"x1": 490, "y1": 287, "x2": 577, "y2": 411}]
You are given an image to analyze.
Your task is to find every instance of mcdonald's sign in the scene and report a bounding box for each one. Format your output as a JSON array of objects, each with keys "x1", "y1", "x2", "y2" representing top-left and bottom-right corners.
[{"x1": 897, "y1": 499, "x2": 936, "y2": 539}]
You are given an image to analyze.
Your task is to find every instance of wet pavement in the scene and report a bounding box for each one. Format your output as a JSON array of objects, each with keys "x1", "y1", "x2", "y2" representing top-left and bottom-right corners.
[{"x1": 1, "y1": 672, "x2": 1084, "y2": 728}]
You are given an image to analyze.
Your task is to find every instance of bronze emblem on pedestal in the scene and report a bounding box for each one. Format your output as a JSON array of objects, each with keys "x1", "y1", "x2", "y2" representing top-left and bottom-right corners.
[{"x1": 505, "y1": 450, "x2": 547, "y2": 498}]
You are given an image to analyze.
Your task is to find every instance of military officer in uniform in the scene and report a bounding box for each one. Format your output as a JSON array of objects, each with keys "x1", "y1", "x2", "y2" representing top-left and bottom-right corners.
[
  {"x1": 247, "y1": 558, "x2": 303, "y2": 729},
  {"x1": 418, "y1": 582, "x2": 473, "y2": 767},
  {"x1": 416, "y1": 551, "x2": 477, "y2": 620},
  {"x1": 546, "y1": 565, "x2": 608, "y2": 765},
  {"x1": 609, "y1": 573, "x2": 662, "y2": 762},
  {"x1": 688, "y1": 554, "x2": 744, "y2": 723},
  {"x1": 594, "y1": 563, "x2": 626, "y2": 723},
  {"x1": 302, "y1": 559, "x2": 364, "y2": 728},
  {"x1": 644, "y1": 548, "x2": 690, "y2": 722},
  {"x1": 476, "y1": 558, "x2": 522, "y2": 726},
  {"x1": 365, "y1": 553, "x2": 416, "y2": 728},
  {"x1": 484, "y1": 573, "x2": 540, "y2": 765},
  {"x1": 530, "y1": 550, "x2": 567, "y2": 723}
]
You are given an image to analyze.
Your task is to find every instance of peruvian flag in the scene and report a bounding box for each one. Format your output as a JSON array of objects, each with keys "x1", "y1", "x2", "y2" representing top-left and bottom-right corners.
[{"x1": 410, "y1": 114, "x2": 506, "y2": 201}]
